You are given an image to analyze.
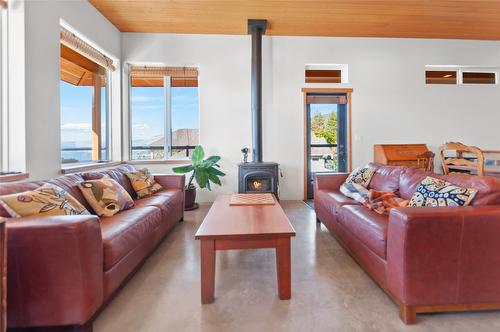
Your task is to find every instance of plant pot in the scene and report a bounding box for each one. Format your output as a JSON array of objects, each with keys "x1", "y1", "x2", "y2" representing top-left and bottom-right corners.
[{"x1": 184, "y1": 186, "x2": 198, "y2": 211}]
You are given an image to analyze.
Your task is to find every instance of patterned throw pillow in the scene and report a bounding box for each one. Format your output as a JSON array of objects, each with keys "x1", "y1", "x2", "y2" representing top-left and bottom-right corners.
[
  {"x1": 125, "y1": 168, "x2": 163, "y2": 198},
  {"x1": 408, "y1": 176, "x2": 477, "y2": 207},
  {"x1": 345, "y1": 167, "x2": 376, "y2": 188},
  {"x1": 78, "y1": 175, "x2": 134, "y2": 217},
  {"x1": 0, "y1": 183, "x2": 90, "y2": 218}
]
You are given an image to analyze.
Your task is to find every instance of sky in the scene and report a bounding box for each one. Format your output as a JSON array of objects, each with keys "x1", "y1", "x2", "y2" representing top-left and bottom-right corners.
[
  {"x1": 60, "y1": 81, "x2": 199, "y2": 147},
  {"x1": 310, "y1": 103, "x2": 337, "y2": 118}
]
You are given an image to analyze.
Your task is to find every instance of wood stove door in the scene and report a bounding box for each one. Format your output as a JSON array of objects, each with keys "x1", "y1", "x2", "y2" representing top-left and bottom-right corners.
[{"x1": 305, "y1": 93, "x2": 348, "y2": 199}]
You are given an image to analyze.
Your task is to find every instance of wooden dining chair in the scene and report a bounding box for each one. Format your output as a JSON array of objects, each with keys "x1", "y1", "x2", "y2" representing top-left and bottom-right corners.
[
  {"x1": 416, "y1": 151, "x2": 435, "y2": 171},
  {"x1": 439, "y1": 142, "x2": 485, "y2": 176}
]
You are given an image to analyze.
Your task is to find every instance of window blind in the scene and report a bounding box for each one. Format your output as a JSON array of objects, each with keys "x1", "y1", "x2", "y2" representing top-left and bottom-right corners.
[
  {"x1": 60, "y1": 27, "x2": 115, "y2": 72},
  {"x1": 306, "y1": 95, "x2": 347, "y2": 104},
  {"x1": 130, "y1": 66, "x2": 198, "y2": 78},
  {"x1": 130, "y1": 66, "x2": 199, "y2": 87}
]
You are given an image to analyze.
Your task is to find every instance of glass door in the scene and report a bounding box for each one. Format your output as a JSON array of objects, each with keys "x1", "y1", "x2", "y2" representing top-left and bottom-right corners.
[{"x1": 306, "y1": 93, "x2": 348, "y2": 199}]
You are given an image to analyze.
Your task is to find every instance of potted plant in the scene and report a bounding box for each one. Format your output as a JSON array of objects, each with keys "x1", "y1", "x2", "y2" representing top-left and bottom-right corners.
[{"x1": 173, "y1": 146, "x2": 225, "y2": 210}]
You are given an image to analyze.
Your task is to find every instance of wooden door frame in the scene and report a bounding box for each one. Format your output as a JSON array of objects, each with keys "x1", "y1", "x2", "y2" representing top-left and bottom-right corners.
[{"x1": 302, "y1": 88, "x2": 353, "y2": 200}]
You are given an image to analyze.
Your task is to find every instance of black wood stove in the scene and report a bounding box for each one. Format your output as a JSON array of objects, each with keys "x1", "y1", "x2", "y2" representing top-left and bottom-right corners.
[{"x1": 238, "y1": 19, "x2": 280, "y2": 197}]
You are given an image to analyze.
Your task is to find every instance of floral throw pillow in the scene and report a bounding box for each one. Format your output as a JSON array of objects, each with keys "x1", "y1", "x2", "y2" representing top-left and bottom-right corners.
[
  {"x1": 78, "y1": 175, "x2": 134, "y2": 217},
  {"x1": 125, "y1": 168, "x2": 163, "y2": 198},
  {"x1": 408, "y1": 176, "x2": 477, "y2": 207},
  {"x1": 0, "y1": 183, "x2": 90, "y2": 218},
  {"x1": 345, "y1": 167, "x2": 376, "y2": 188}
]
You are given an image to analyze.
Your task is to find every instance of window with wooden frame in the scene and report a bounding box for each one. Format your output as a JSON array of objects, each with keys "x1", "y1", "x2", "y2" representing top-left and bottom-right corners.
[
  {"x1": 60, "y1": 27, "x2": 115, "y2": 165},
  {"x1": 305, "y1": 69, "x2": 341, "y2": 83},
  {"x1": 425, "y1": 66, "x2": 498, "y2": 85},
  {"x1": 425, "y1": 71, "x2": 457, "y2": 84},
  {"x1": 129, "y1": 66, "x2": 200, "y2": 160},
  {"x1": 305, "y1": 64, "x2": 348, "y2": 84},
  {"x1": 462, "y1": 71, "x2": 496, "y2": 85}
]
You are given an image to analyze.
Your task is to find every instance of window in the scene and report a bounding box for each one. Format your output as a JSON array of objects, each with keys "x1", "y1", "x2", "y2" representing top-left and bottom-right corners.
[
  {"x1": 462, "y1": 72, "x2": 496, "y2": 85},
  {"x1": 426, "y1": 66, "x2": 498, "y2": 85},
  {"x1": 425, "y1": 71, "x2": 457, "y2": 84},
  {"x1": 130, "y1": 66, "x2": 199, "y2": 160},
  {"x1": 305, "y1": 64, "x2": 348, "y2": 84},
  {"x1": 305, "y1": 70, "x2": 341, "y2": 83},
  {"x1": 60, "y1": 27, "x2": 115, "y2": 165}
]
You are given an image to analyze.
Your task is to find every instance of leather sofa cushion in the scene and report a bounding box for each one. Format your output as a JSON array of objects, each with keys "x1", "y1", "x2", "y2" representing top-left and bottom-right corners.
[
  {"x1": 367, "y1": 163, "x2": 406, "y2": 194},
  {"x1": 316, "y1": 189, "x2": 361, "y2": 216},
  {"x1": 338, "y1": 205, "x2": 389, "y2": 259},
  {"x1": 100, "y1": 206, "x2": 163, "y2": 270},
  {"x1": 399, "y1": 167, "x2": 500, "y2": 206},
  {"x1": 134, "y1": 189, "x2": 183, "y2": 218},
  {"x1": 81, "y1": 165, "x2": 137, "y2": 199}
]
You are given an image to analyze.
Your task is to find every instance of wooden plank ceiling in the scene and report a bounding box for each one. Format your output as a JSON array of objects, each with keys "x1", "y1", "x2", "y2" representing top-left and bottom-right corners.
[{"x1": 89, "y1": 0, "x2": 500, "y2": 40}]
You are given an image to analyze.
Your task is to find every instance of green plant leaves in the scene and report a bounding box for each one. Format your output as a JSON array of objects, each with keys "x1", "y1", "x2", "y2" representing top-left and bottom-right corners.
[
  {"x1": 205, "y1": 156, "x2": 221, "y2": 164},
  {"x1": 172, "y1": 164, "x2": 194, "y2": 174},
  {"x1": 207, "y1": 167, "x2": 225, "y2": 177},
  {"x1": 208, "y1": 172, "x2": 221, "y2": 185},
  {"x1": 171, "y1": 145, "x2": 225, "y2": 191},
  {"x1": 195, "y1": 168, "x2": 209, "y2": 189},
  {"x1": 192, "y1": 146, "x2": 205, "y2": 166}
]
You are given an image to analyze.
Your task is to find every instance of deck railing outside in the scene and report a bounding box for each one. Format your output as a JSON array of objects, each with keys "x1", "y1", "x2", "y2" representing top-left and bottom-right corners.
[{"x1": 61, "y1": 145, "x2": 196, "y2": 163}]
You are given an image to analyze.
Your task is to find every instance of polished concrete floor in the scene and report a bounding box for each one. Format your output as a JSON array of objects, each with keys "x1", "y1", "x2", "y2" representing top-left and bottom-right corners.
[{"x1": 94, "y1": 201, "x2": 500, "y2": 332}]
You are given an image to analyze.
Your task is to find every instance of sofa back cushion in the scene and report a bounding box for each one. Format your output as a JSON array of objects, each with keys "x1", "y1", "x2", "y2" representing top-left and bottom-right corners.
[
  {"x1": 399, "y1": 167, "x2": 500, "y2": 206},
  {"x1": 367, "y1": 163, "x2": 406, "y2": 194},
  {"x1": 81, "y1": 164, "x2": 137, "y2": 199}
]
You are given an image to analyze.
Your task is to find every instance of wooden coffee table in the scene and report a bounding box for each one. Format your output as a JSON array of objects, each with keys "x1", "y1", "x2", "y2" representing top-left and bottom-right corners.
[{"x1": 195, "y1": 195, "x2": 296, "y2": 304}]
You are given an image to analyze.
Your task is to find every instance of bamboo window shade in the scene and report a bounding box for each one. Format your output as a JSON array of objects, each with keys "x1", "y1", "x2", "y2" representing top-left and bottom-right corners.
[
  {"x1": 306, "y1": 95, "x2": 347, "y2": 104},
  {"x1": 60, "y1": 27, "x2": 115, "y2": 72},
  {"x1": 305, "y1": 69, "x2": 341, "y2": 84},
  {"x1": 130, "y1": 66, "x2": 199, "y2": 87}
]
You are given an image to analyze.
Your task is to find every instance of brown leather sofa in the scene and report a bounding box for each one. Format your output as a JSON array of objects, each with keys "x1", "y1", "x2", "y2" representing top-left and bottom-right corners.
[
  {"x1": 315, "y1": 163, "x2": 500, "y2": 324},
  {"x1": 0, "y1": 164, "x2": 185, "y2": 332}
]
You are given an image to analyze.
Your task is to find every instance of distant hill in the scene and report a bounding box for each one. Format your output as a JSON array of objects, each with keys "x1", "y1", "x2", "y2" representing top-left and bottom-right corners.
[{"x1": 150, "y1": 128, "x2": 199, "y2": 147}]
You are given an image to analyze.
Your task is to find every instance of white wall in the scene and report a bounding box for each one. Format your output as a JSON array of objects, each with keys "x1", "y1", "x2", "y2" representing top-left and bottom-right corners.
[
  {"x1": 22, "y1": 0, "x2": 121, "y2": 180},
  {"x1": 121, "y1": 33, "x2": 500, "y2": 201}
]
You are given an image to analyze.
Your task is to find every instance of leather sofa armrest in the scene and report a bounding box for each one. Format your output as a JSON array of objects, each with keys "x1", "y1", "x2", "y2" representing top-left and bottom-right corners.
[
  {"x1": 6, "y1": 215, "x2": 103, "y2": 327},
  {"x1": 386, "y1": 206, "x2": 500, "y2": 306},
  {"x1": 314, "y1": 173, "x2": 349, "y2": 191},
  {"x1": 154, "y1": 174, "x2": 186, "y2": 190}
]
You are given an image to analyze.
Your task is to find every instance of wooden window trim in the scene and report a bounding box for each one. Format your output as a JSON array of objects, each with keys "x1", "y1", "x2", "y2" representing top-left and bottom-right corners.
[{"x1": 302, "y1": 88, "x2": 353, "y2": 200}]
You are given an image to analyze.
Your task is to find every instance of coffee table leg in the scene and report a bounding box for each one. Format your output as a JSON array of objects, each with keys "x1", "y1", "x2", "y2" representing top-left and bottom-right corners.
[
  {"x1": 276, "y1": 237, "x2": 291, "y2": 300},
  {"x1": 200, "y1": 239, "x2": 216, "y2": 304}
]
